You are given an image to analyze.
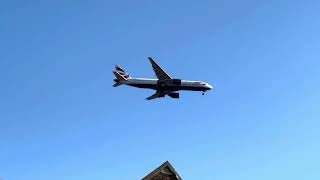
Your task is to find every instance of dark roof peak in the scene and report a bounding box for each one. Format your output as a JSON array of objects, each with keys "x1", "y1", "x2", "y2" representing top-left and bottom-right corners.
[{"x1": 142, "y1": 161, "x2": 182, "y2": 180}]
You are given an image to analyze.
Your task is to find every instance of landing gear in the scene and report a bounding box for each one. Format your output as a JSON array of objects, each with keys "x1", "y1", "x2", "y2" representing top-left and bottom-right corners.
[{"x1": 202, "y1": 91, "x2": 205, "y2": 95}]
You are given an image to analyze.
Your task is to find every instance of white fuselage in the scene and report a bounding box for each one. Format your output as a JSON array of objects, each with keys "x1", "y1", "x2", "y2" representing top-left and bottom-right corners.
[{"x1": 122, "y1": 78, "x2": 213, "y2": 92}]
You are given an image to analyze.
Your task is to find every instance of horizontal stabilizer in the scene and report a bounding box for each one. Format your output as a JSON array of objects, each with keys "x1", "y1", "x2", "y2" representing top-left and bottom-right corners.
[{"x1": 113, "y1": 82, "x2": 122, "y2": 87}]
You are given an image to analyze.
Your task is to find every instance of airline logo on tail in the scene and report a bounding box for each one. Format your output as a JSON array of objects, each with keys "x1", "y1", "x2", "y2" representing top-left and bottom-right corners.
[
  {"x1": 115, "y1": 65, "x2": 131, "y2": 79},
  {"x1": 113, "y1": 65, "x2": 131, "y2": 87}
]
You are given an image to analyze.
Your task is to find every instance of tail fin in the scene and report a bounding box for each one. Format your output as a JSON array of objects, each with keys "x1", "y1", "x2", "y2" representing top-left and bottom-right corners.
[
  {"x1": 113, "y1": 71, "x2": 125, "y2": 87},
  {"x1": 112, "y1": 65, "x2": 132, "y2": 87},
  {"x1": 113, "y1": 71, "x2": 127, "y2": 81},
  {"x1": 115, "y1": 65, "x2": 131, "y2": 79}
]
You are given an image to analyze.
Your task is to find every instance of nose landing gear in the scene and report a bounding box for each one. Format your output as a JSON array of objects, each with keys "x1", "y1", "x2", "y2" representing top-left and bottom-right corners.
[{"x1": 202, "y1": 91, "x2": 205, "y2": 95}]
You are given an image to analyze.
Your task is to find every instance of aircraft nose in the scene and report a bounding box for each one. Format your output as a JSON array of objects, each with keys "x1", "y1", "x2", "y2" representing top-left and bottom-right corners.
[{"x1": 206, "y1": 84, "x2": 213, "y2": 90}]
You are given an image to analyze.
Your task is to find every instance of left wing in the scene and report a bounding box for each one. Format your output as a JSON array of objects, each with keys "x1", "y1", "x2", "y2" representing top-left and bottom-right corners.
[
  {"x1": 148, "y1": 57, "x2": 172, "y2": 80},
  {"x1": 146, "y1": 91, "x2": 179, "y2": 100},
  {"x1": 146, "y1": 91, "x2": 163, "y2": 100}
]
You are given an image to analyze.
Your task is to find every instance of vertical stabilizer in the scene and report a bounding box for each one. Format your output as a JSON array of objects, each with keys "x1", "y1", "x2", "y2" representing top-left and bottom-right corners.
[
  {"x1": 115, "y1": 65, "x2": 131, "y2": 79},
  {"x1": 113, "y1": 65, "x2": 132, "y2": 87}
]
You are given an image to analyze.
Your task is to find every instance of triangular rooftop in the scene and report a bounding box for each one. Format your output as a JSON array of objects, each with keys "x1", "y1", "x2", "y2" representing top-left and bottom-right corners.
[{"x1": 142, "y1": 161, "x2": 182, "y2": 180}]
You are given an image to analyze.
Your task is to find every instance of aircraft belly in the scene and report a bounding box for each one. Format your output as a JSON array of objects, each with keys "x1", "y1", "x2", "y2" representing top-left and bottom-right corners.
[
  {"x1": 127, "y1": 83, "x2": 207, "y2": 91},
  {"x1": 128, "y1": 84, "x2": 157, "y2": 90},
  {"x1": 166, "y1": 85, "x2": 206, "y2": 91}
]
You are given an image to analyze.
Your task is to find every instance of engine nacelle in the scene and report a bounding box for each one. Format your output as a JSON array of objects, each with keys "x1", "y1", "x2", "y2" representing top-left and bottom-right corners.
[{"x1": 168, "y1": 92, "x2": 179, "y2": 99}]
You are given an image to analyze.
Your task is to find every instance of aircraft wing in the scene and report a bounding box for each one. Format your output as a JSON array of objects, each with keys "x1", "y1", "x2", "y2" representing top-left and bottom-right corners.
[
  {"x1": 146, "y1": 91, "x2": 162, "y2": 100},
  {"x1": 148, "y1": 57, "x2": 172, "y2": 80},
  {"x1": 146, "y1": 90, "x2": 178, "y2": 100}
]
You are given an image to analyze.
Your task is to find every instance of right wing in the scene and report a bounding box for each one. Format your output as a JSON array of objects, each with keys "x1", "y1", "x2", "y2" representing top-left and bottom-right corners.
[{"x1": 148, "y1": 57, "x2": 172, "y2": 80}]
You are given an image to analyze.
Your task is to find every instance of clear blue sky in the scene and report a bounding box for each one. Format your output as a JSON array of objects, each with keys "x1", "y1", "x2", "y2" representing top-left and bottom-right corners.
[{"x1": 1, "y1": 0, "x2": 319, "y2": 179}]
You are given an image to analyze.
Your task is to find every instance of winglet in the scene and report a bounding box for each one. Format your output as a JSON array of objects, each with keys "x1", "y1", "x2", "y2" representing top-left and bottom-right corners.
[
  {"x1": 148, "y1": 57, "x2": 160, "y2": 68},
  {"x1": 148, "y1": 57, "x2": 159, "y2": 67},
  {"x1": 148, "y1": 56, "x2": 154, "y2": 62}
]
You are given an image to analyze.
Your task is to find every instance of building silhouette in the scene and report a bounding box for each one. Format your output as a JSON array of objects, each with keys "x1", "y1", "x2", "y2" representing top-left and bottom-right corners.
[{"x1": 142, "y1": 161, "x2": 182, "y2": 180}]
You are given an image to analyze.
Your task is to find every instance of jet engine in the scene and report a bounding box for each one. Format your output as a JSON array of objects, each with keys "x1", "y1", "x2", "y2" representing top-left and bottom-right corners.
[{"x1": 168, "y1": 92, "x2": 179, "y2": 99}]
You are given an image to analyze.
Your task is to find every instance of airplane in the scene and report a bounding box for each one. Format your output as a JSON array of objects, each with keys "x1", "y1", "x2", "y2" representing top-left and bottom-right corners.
[{"x1": 113, "y1": 57, "x2": 213, "y2": 100}]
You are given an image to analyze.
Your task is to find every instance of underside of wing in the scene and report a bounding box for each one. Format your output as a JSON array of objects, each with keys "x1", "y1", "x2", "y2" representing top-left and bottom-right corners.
[
  {"x1": 146, "y1": 91, "x2": 162, "y2": 100},
  {"x1": 146, "y1": 90, "x2": 179, "y2": 100},
  {"x1": 148, "y1": 57, "x2": 172, "y2": 80}
]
